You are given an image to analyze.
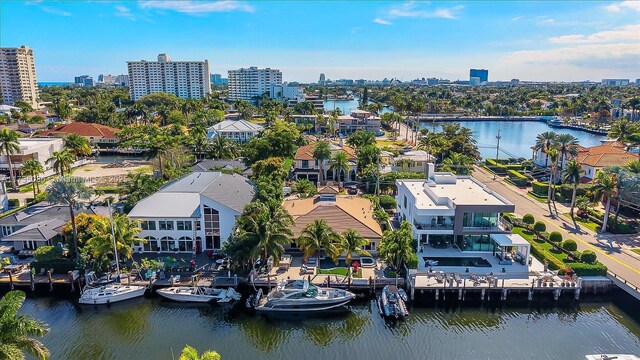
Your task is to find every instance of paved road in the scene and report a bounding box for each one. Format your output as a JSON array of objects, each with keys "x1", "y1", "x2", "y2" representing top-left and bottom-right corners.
[{"x1": 474, "y1": 166, "x2": 640, "y2": 291}]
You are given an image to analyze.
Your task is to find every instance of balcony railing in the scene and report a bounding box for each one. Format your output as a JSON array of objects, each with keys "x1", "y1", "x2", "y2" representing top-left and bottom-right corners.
[
  {"x1": 413, "y1": 221, "x2": 453, "y2": 230},
  {"x1": 462, "y1": 218, "x2": 511, "y2": 232}
]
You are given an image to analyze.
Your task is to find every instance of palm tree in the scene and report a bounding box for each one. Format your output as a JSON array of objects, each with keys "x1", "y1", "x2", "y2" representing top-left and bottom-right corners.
[
  {"x1": 46, "y1": 149, "x2": 76, "y2": 176},
  {"x1": 554, "y1": 133, "x2": 580, "y2": 169},
  {"x1": 296, "y1": 219, "x2": 340, "y2": 264},
  {"x1": 209, "y1": 136, "x2": 238, "y2": 160},
  {"x1": 608, "y1": 118, "x2": 637, "y2": 143},
  {"x1": 591, "y1": 171, "x2": 618, "y2": 233},
  {"x1": 312, "y1": 141, "x2": 331, "y2": 184},
  {"x1": 179, "y1": 345, "x2": 221, "y2": 360},
  {"x1": 46, "y1": 176, "x2": 92, "y2": 259},
  {"x1": 547, "y1": 148, "x2": 559, "y2": 215},
  {"x1": 64, "y1": 133, "x2": 93, "y2": 157},
  {"x1": 563, "y1": 159, "x2": 584, "y2": 218},
  {"x1": 85, "y1": 214, "x2": 142, "y2": 261},
  {"x1": 0, "y1": 290, "x2": 49, "y2": 360},
  {"x1": 442, "y1": 153, "x2": 474, "y2": 175},
  {"x1": 535, "y1": 131, "x2": 557, "y2": 168},
  {"x1": 338, "y1": 229, "x2": 371, "y2": 266},
  {"x1": 0, "y1": 128, "x2": 21, "y2": 190},
  {"x1": 329, "y1": 151, "x2": 350, "y2": 184},
  {"x1": 378, "y1": 221, "x2": 413, "y2": 271},
  {"x1": 20, "y1": 159, "x2": 44, "y2": 200},
  {"x1": 242, "y1": 201, "x2": 293, "y2": 263},
  {"x1": 627, "y1": 159, "x2": 640, "y2": 174}
]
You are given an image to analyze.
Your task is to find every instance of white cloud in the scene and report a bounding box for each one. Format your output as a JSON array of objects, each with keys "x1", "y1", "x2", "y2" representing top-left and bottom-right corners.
[
  {"x1": 115, "y1": 5, "x2": 135, "y2": 20},
  {"x1": 548, "y1": 24, "x2": 640, "y2": 43},
  {"x1": 511, "y1": 16, "x2": 524, "y2": 22},
  {"x1": 39, "y1": 5, "x2": 71, "y2": 16},
  {"x1": 605, "y1": 1, "x2": 640, "y2": 12},
  {"x1": 373, "y1": 18, "x2": 391, "y2": 25},
  {"x1": 384, "y1": 2, "x2": 464, "y2": 20},
  {"x1": 139, "y1": 1, "x2": 254, "y2": 14}
]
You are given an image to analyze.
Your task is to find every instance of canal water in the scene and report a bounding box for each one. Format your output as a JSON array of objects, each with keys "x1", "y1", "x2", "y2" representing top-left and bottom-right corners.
[{"x1": 17, "y1": 292, "x2": 640, "y2": 360}]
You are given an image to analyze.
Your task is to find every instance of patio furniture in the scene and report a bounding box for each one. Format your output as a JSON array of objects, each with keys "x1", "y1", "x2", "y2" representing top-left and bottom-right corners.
[
  {"x1": 278, "y1": 254, "x2": 292, "y2": 270},
  {"x1": 3, "y1": 264, "x2": 23, "y2": 274}
]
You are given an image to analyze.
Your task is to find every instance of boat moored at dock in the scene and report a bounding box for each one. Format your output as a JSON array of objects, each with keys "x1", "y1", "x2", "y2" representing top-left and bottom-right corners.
[
  {"x1": 378, "y1": 285, "x2": 409, "y2": 319},
  {"x1": 156, "y1": 286, "x2": 241, "y2": 303},
  {"x1": 251, "y1": 280, "x2": 355, "y2": 313},
  {"x1": 79, "y1": 284, "x2": 147, "y2": 305}
]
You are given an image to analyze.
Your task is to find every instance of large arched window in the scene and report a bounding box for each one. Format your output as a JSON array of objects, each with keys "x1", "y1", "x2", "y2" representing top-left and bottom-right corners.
[
  {"x1": 178, "y1": 236, "x2": 193, "y2": 252},
  {"x1": 143, "y1": 236, "x2": 158, "y2": 252},
  {"x1": 160, "y1": 236, "x2": 175, "y2": 252}
]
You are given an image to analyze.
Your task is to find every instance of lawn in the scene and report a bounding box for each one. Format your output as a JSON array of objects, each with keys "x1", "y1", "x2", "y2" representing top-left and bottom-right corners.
[
  {"x1": 562, "y1": 213, "x2": 599, "y2": 232},
  {"x1": 512, "y1": 226, "x2": 568, "y2": 262},
  {"x1": 526, "y1": 191, "x2": 547, "y2": 204},
  {"x1": 317, "y1": 267, "x2": 349, "y2": 276}
]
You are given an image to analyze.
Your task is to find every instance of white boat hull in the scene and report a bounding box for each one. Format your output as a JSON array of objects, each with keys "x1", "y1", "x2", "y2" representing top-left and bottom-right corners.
[
  {"x1": 255, "y1": 298, "x2": 353, "y2": 312},
  {"x1": 156, "y1": 287, "x2": 241, "y2": 303},
  {"x1": 79, "y1": 285, "x2": 147, "y2": 305}
]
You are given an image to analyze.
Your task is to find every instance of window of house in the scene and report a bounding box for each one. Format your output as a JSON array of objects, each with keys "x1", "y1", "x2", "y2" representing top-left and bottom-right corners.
[
  {"x1": 141, "y1": 221, "x2": 156, "y2": 231},
  {"x1": 159, "y1": 221, "x2": 174, "y2": 231},
  {"x1": 302, "y1": 160, "x2": 309, "y2": 168},
  {"x1": 404, "y1": 195, "x2": 407, "y2": 208},
  {"x1": 203, "y1": 206, "x2": 221, "y2": 249},
  {"x1": 176, "y1": 221, "x2": 193, "y2": 231}
]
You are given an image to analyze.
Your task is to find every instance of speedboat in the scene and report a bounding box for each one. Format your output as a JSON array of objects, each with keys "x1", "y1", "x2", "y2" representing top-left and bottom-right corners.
[
  {"x1": 378, "y1": 285, "x2": 409, "y2": 319},
  {"x1": 251, "y1": 279, "x2": 355, "y2": 312},
  {"x1": 585, "y1": 356, "x2": 640, "y2": 360},
  {"x1": 157, "y1": 286, "x2": 241, "y2": 303},
  {"x1": 79, "y1": 284, "x2": 147, "y2": 305}
]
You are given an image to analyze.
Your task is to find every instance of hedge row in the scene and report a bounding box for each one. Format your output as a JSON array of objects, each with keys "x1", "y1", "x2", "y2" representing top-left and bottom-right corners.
[
  {"x1": 30, "y1": 261, "x2": 77, "y2": 274},
  {"x1": 531, "y1": 180, "x2": 550, "y2": 196},
  {"x1": 507, "y1": 170, "x2": 529, "y2": 186}
]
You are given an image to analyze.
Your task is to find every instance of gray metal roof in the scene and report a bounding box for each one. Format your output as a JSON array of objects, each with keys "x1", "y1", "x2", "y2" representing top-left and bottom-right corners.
[
  {"x1": 128, "y1": 172, "x2": 255, "y2": 217},
  {"x1": 0, "y1": 203, "x2": 110, "y2": 226},
  {"x1": 4, "y1": 218, "x2": 66, "y2": 242},
  {"x1": 208, "y1": 119, "x2": 264, "y2": 133},
  {"x1": 191, "y1": 159, "x2": 252, "y2": 176}
]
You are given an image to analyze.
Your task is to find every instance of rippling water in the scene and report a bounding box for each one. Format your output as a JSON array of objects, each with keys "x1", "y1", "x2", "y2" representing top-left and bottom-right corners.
[{"x1": 17, "y1": 292, "x2": 640, "y2": 360}]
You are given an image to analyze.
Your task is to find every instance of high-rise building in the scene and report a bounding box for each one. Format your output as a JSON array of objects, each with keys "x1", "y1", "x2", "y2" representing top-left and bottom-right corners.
[
  {"x1": 115, "y1": 74, "x2": 129, "y2": 87},
  {"x1": 98, "y1": 74, "x2": 117, "y2": 85},
  {"x1": 270, "y1": 84, "x2": 305, "y2": 105},
  {"x1": 601, "y1": 79, "x2": 630, "y2": 86},
  {"x1": 127, "y1": 53, "x2": 211, "y2": 101},
  {"x1": 74, "y1": 75, "x2": 94, "y2": 87},
  {"x1": 211, "y1": 73, "x2": 222, "y2": 85},
  {"x1": 227, "y1": 66, "x2": 282, "y2": 102},
  {"x1": 319, "y1": 73, "x2": 326, "y2": 85},
  {"x1": 469, "y1": 69, "x2": 488, "y2": 83},
  {"x1": 0, "y1": 45, "x2": 39, "y2": 107}
]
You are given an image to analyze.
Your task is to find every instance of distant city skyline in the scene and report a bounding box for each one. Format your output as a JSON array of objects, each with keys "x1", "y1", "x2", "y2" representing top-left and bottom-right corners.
[{"x1": 2, "y1": 1, "x2": 639, "y2": 82}]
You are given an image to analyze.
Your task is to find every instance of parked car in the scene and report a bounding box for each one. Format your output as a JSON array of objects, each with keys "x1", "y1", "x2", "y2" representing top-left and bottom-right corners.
[
  {"x1": 17, "y1": 249, "x2": 34, "y2": 259},
  {"x1": 347, "y1": 185, "x2": 358, "y2": 195}
]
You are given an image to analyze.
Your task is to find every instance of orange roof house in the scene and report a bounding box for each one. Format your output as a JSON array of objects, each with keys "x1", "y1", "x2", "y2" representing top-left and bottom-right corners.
[
  {"x1": 576, "y1": 142, "x2": 635, "y2": 181},
  {"x1": 38, "y1": 122, "x2": 120, "y2": 144}
]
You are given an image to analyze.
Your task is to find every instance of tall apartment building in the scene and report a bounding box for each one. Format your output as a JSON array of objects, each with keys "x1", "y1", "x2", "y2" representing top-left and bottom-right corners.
[
  {"x1": 74, "y1": 75, "x2": 94, "y2": 87},
  {"x1": 115, "y1": 74, "x2": 129, "y2": 87},
  {"x1": 227, "y1": 66, "x2": 282, "y2": 103},
  {"x1": 127, "y1": 53, "x2": 211, "y2": 101},
  {"x1": 0, "y1": 45, "x2": 39, "y2": 107},
  {"x1": 469, "y1": 69, "x2": 488, "y2": 83}
]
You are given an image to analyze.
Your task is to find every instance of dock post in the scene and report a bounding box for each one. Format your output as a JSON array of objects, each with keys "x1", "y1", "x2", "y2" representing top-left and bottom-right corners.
[
  {"x1": 574, "y1": 288, "x2": 580, "y2": 300},
  {"x1": 8, "y1": 271, "x2": 14, "y2": 290},
  {"x1": 481, "y1": 289, "x2": 485, "y2": 301},
  {"x1": 30, "y1": 268, "x2": 35, "y2": 291},
  {"x1": 458, "y1": 289, "x2": 463, "y2": 300},
  {"x1": 347, "y1": 276, "x2": 351, "y2": 290},
  {"x1": 411, "y1": 285, "x2": 415, "y2": 301},
  {"x1": 435, "y1": 289, "x2": 439, "y2": 300},
  {"x1": 501, "y1": 288, "x2": 507, "y2": 301},
  {"x1": 528, "y1": 289, "x2": 533, "y2": 301},
  {"x1": 68, "y1": 271, "x2": 74, "y2": 292},
  {"x1": 554, "y1": 288, "x2": 560, "y2": 300},
  {"x1": 234, "y1": 274, "x2": 238, "y2": 287},
  {"x1": 47, "y1": 270, "x2": 53, "y2": 292},
  {"x1": 127, "y1": 274, "x2": 131, "y2": 286}
]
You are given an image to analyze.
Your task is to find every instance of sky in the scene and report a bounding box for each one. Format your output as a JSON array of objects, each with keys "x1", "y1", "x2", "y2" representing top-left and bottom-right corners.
[{"x1": 1, "y1": 1, "x2": 639, "y2": 82}]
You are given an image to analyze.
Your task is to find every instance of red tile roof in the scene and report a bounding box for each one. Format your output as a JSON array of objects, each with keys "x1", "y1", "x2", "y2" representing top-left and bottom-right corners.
[{"x1": 38, "y1": 122, "x2": 120, "y2": 139}]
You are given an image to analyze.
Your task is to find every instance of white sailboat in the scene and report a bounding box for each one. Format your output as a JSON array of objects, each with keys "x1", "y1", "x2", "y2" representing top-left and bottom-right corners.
[
  {"x1": 156, "y1": 286, "x2": 241, "y2": 303},
  {"x1": 79, "y1": 199, "x2": 147, "y2": 305}
]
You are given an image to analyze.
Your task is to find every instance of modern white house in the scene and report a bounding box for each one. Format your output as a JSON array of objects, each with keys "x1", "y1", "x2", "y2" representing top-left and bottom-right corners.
[
  {"x1": 270, "y1": 84, "x2": 305, "y2": 106},
  {"x1": 396, "y1": 164, "x2": 530, "y2": 273},
  {"x1": 128, "y1": 172, "x2": 255, "y2": 254},
  {"x1": 206, "y1": 120, "x2": 264, "y2": 144},
  {"x1": 0, "y1": 138, "x2": 64, "y2": 175},
  {"x1": 337, "y1": 110, "x2": 382, "y2": 135}
]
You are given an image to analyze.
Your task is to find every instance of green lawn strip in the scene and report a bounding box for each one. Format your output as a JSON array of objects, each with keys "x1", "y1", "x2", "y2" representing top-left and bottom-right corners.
[
  {"x1": 512, "y1": 226, "x2": 567, "y2": 262},
  {"x1": 561, "y1": 213, "x2": 599, "y2": 232},
  {"x1": 317, "y1": 267, "x2": 349, "y2": 276}
]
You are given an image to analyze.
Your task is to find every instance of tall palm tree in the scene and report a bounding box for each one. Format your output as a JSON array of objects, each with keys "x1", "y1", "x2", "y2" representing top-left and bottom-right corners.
[
  {"x1": 20, "y1": 159, "x2": 44, "y2": 200},
  {"x1": 338, "y1": 229, "x2": 371, "y2": 266},
  {"x1": 535, "y1": 131, "x2": 557, "y2": 168},
  {"x1": 0, "y1": 291, "x2": 50, "y2": 360},
  {"x1": 378, "y1": 221, "x2": 413, "y2": 271},
  {"x1": 85, "y1": 214, "x2": 142, "y2": 261},
  {"x1": 0, "y1": 128, "x2": 21, "y2": 190},
  {"x1": 312, "y1": 141, "x2": 331, "y2": 184},
  {"x1": 179, "y1": 345, "x2": 220, "y2": 360},
  {"x1": 554, "y1": 133, "x2": 580, "y2": 169},
  {"x1": 563, "y1": 159, "x2": 584, "y2": 218},
  {"x1": 608, "y1": 118, "x2": 637, "y2": 143},
  {"x1": 546, "y1": 148, "x2": 559, "y2": 215},
  {"x1": 329, "y1": 151, "x2": 350, "y2": 184},
  {"x1": 243, "y1": 201, "x2": 293, "y2": 263},
  {"x1": 627, "y1": 159, "x2": 640, "y2": 174},
  {"x1": 64, "y1": 133, "x2": 93, "y2": 157},
  {"x1": 46, "y1": 149, "x2": 76, "y2": 176},
  {"x1": 46, "y1": 176, "x2": 92, "y2": 260},
  {"x1": 591, "y1": 171, "x2": 618, "y2": 233},
  {"x1": 296, "y1": 219, "x2": 340, "y2": 264},
  {"x1": 209, "y1": 136, "x2": 238, "y2": 160}
]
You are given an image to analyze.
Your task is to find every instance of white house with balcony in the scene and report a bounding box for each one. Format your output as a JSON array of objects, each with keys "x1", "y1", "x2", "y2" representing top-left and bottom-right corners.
[
  {"x1": 396, "y1": 164, "x2": 531, "y2": 274},
  {"x1": 206, "y1": 119, "x2": 264, "y2": 144},
  {"x1": 128, "y1": 172, "x2": 254, "y2": 254},
  {"x1": 337, "y1": 110, "x2": 382, "y2": 135}
]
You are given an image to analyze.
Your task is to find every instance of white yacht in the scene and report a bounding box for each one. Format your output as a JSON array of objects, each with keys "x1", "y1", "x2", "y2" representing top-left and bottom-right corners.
[
  {"x1": 156, "y1": 286, "x2": 241, "y2": 303},
  {"x1": 253, "y1": 280, "x2": 355, "y2": 312},
  {"x1": 585, "y1": 356, "x2": 640, "y2": 360},
  {"x1": 79, "y1": 284, "x2": 147, "y2": 305}
]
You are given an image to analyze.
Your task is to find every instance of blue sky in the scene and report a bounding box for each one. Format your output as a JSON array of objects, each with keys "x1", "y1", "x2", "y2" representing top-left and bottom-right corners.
[{"x1": 2, "y1": 1, "x2": 639, "y2": 82}]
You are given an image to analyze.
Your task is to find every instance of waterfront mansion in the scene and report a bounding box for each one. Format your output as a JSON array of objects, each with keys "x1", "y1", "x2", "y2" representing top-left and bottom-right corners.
[{"x1": 128, "y1": 172, "x2": 254, "y2": 253}]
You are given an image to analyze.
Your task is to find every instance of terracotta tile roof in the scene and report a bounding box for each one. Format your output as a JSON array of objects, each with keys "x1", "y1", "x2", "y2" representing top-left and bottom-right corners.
[
  {"x1": 39, "y1": 122, "x2": 120, "y2": 139},
  {"x1": 283, "y1": 196, "x2": 383, "y2": 240},
  {"x1": 578, "y1": 141, "x2": 627, "y2": 156},
  {"x1": 294, "y1": 142, "x2": 356, "y2": 161},
  {"x1": 578, "y1": 152, "x2": 635, "y2": 168}
]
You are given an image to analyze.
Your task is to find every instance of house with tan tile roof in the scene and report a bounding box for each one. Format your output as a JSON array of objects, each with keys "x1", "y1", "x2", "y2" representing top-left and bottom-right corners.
[
  {"x1": 577, "y1": 142, "x2": 635, "y2": 181},
  {"x1": 293, "y1": 141, "x2": 357, "y2": 183},
  {"x1": 37, "y1": 122, "x2": 121, "y2": 148},
  {"x1": 282, "y1": 195, "x2": 382, "y2": 253}
]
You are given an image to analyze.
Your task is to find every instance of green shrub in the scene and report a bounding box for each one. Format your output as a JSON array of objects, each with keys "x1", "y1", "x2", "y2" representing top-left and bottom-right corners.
[
  {"x1": 529, "y1": 240, "x2": 564, "y2": 271},
  {"x1": 580, "y1": 250, "x2": 597, "y2": 264},
  {"x1": 507, "y1": 170, "x2": 528, "y2": 186},
  {"x1": 562, "y1": 239, "x2": 577, "y2": 252},
  {"x1": 34, "y1": 246, "x2": 63, "y2": 262},
  {"x1": 29, "y1": 260, "x2": 76, "y2": 273},
  {"x1": 379, "y1": 195, "x2": 397, "y2": 210},
  {"x1": 533, "y1": 221, "x2": 546, "y2": 234},
  {"x1": 406, "y1": 252, "x2": 419, "y2": 269},
  {"x1": 7, "y1": 199, "x2": 19, "y2": 208},
  {"x1": 566, "y1": 262, "x2": 608, "y2": 276},
  {"x1": 548, "y1": 231, "x2": 562, "y2": 243},
  {"x1": 522, "y1": 214, "x2": 535, "y2": 227},
  {"x1": 531, "y1": 181, "x2": 550, "y2": 196}
]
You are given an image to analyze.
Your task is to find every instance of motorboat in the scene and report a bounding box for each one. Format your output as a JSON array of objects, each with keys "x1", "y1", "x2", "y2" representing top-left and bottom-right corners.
[
  {"x1": 585, "y1": 356, "x2": 640, "y2": 360},
  {"x1": 79, "y1": 284, "x2": 147, "y2": 305},
  {"x1": 250, "y1": 279, "x2": 355, "y2": 312},
  {"x1": 378, "y1": 285, "x2": 409, "y2": 319},
  {"x1": 157, "y1": 286, "x2": 241, "y2": 303}
]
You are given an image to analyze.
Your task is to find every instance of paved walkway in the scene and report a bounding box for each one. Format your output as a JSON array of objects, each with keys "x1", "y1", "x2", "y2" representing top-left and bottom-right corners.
[{"x1": 474, "y1": 166, "x2": 640, "y2": 292}]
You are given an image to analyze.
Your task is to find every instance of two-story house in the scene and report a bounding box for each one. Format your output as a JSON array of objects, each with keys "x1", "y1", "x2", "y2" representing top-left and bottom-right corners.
[
  {"x1": 293, "y1": 141, "x2": 357, "y2": 184},
  {"x1": 206, "y1": 119, "x2": 264, "y2": 144},
  {"x1": 128, "y1": 172, "x2": 254, "y2": 254},
  {"x1": 337, "y1": 110, "x2": 382, "y2": 135}
]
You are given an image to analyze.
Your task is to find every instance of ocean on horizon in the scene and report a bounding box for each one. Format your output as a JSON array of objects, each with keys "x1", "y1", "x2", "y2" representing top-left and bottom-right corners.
[{"x1": 38, "y1": 82, "x2": 73, "y2": 87}]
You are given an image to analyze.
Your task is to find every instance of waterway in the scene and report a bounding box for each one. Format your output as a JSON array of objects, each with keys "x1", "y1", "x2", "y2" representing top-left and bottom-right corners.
[
  {"x1": 420, "y1": 120, "x2": 608, "y2": 160},
  {"x1": 16, "y1": 291, "x2": 640, "y2": 360}
]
